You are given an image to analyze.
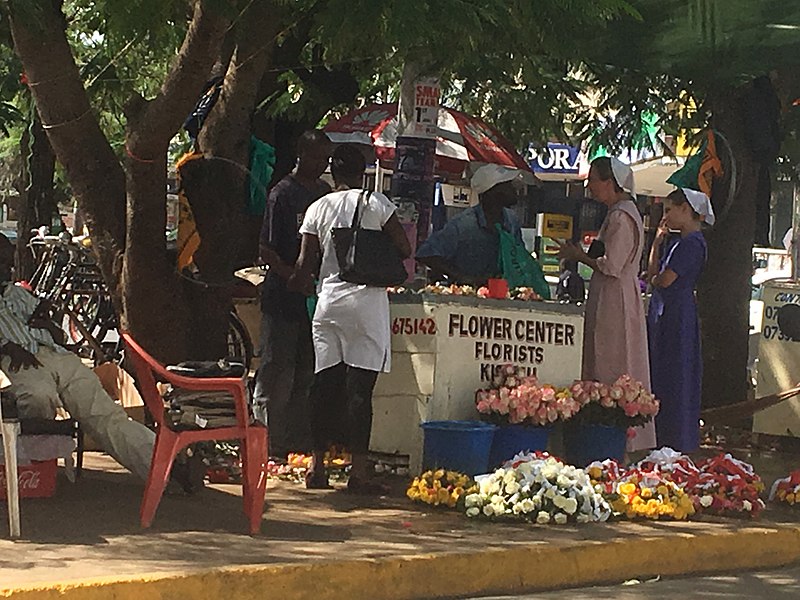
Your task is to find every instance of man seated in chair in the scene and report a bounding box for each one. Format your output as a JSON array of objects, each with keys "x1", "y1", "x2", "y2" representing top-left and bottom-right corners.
[{"x1": 0, "y1": 234, "x2": 154, "y2": 480}]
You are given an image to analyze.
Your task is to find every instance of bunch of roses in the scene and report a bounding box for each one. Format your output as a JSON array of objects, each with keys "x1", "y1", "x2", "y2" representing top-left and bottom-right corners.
[
  {"x1": 586, "y1": 459, "x2": 624, "y2": 495},
  {"x1": 391, "y1": 283, "x2": 541, "y2": 302},
  {"x1": 508, "y1": 287, "x2": 541, "y2": 301},
  {"x1": 686, "y1": 454, "x2": 766, "y2": 517},
  {"x1": 635, "y1": 449, "x2": 765, "y2": 517},
  {"x1": 769, "y1": 469, "x2": 800, "y2": 506},
  {"x1": 475, "y1": 366, "x2": 581, "y2": 426},
  {"x1": 569, "y1": 376, "x2": 659, "y2": 428},
  {"x1": 406, "y1": 469, "x2": 477, "y2": 509},
  {"x1": 608, "y1": 470, "x2": 696, "y2": 520},
  {"x1": 423, "y1": 283, "x2": 478, "y2": 296},
  {"x1": 502, "y1": 450, "x2": 559, "y2": 468},
  {"x1": 634, "y1": 447, "x2": 700, "y2": 486},
  {"x1": 463, "y1": 454, "x2": 611, "y2": 524}
]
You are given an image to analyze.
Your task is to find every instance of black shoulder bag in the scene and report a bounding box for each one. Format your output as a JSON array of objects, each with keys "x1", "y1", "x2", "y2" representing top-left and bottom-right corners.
[{"x1": 332, "y1": 190, "x2": 408, "y2": 286}]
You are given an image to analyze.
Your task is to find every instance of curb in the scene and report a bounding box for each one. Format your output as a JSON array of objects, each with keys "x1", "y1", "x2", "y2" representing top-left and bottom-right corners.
[{"x1": 4, "y1": 525, "x2": 800, "y2": 599}]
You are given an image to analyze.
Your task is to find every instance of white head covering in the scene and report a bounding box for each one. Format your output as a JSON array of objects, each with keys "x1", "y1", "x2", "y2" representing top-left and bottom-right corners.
[
  {"x1": 471, "y1": 164, "x2": 534, "y2": 195},
  {"x1": 680, "y1": 188, "x2": 715, "y2": 226},
  {"x1": 609, "y1": 157, "x2": 635, "y2": 196}
]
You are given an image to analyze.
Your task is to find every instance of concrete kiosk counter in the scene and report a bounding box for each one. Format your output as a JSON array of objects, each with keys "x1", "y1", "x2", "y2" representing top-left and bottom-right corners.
[{"x1": 370, "y1": 293, "x2": 584, "y2": 472}]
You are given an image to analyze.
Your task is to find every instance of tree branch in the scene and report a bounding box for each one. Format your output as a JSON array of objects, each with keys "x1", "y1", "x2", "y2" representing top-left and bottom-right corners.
[{"x1": 127, "y1": 0, "x2": 232, "y2": 154}]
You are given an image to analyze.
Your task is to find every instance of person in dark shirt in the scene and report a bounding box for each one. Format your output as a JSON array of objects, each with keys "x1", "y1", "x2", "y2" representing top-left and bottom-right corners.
[
  {"x1": 416, "y1": 165, "x2": 527, "y2": 286},
  {"x1": 255, "y1": 130, "x2": 332, "y2": 458}
]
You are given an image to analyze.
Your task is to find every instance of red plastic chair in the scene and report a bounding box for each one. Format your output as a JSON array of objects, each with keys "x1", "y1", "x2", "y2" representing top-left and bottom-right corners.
[{"x1": 121, "y1": 333, "x2": 268, "y2": 534}]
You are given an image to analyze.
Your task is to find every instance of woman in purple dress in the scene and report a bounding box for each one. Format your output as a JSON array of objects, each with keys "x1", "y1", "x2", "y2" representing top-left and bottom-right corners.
[{"x1": 647, "y1": 188, "x2": 714, "y2": 453}]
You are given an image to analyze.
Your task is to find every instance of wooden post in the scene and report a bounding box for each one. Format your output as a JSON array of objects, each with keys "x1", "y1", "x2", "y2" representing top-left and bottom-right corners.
[{"x1": 0, "y1": 393, "x2": 21, "y2": 538}]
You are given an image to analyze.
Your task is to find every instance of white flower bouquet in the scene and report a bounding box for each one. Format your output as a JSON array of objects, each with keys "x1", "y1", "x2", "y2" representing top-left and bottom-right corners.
[{"x1": 463, "y1": 452, "x2": 611, "y2": 524}]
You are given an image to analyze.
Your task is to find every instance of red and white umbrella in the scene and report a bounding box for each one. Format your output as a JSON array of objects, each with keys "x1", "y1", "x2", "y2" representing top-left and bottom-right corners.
[{"x1": 324, "y1": 102, "x2": 533, "y2": 180}]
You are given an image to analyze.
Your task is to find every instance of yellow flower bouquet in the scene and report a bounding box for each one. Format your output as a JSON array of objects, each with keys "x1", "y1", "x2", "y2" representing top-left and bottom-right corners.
[
  {"x1": 769, "y1": 469, "x2": 800, "y2": 506},
  {"x1": 608, "y1": 472, "x2": 695, "y2": 520},
  {"x1": 406, "y1": 469, "x2": 476, "y2": 509}
]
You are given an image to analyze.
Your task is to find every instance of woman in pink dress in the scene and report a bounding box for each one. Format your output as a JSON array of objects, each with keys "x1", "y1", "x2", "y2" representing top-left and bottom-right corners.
[{"x1": 558, "y1": 157, "x2": 656, "y2": 452}]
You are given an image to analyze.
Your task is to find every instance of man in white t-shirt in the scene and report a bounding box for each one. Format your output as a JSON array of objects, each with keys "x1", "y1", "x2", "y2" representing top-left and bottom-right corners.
[{"x1": 290, "y1": 144, "x2": 410, "y2": 493}]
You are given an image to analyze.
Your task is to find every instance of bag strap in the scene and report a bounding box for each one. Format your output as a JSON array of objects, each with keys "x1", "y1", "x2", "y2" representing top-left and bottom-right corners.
[{"x1": 349, "y1": 189, "x2": 370, "y2": 229}]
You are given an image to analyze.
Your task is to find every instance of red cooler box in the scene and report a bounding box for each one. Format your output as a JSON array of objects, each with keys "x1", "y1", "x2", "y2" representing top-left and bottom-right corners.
[{"x1": 0, "y1": 459, "x2": 57, "y2": 499}]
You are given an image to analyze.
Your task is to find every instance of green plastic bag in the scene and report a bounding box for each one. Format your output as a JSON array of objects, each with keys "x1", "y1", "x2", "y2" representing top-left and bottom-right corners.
[
  {"x1": 306, "y1": 280, "x2": 319, "y2": 320},
  {"x1": 496, "y1": 224, "x2": 551, "y2": 300},
  {"x1": 248, "y1": 136, "x2": 276, "y2": 215},
  {"x1": 306, "y1": 293, "x2": 317, "y2": 321}
]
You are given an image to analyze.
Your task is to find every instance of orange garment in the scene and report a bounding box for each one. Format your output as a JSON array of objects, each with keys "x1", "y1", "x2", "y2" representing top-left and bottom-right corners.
[
  {"x1": 176, "y1": 151, "x2": 203, "y2": 270},
  {"x1": 93, "y1": 363, "x2": 144, "y2": 408},
  {"x1": 697, "y1": 130, "x2": 723, "y2": 198}
]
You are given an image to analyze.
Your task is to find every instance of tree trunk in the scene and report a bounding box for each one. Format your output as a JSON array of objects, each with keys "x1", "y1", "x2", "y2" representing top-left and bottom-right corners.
[
  {"x1": 181, "y1": 1, "x2": 278, "y2": 357},
  {"x1": 118, "y1": 0, "x2": 232, "y2": 361},
  {"x1": 16, "y1": 113, "x2": 56, "y2": 280},
  {"x1": 8, "y1": 0, "x2": 127, "y2": 294},
  {"x1": 121, "y1": 146, "x2": 193, "y2": 361},
  {"x1": 698, "y1": 87, "x2": 758, "y2": 408},
  {"x1": 9, "y1": 0, "x2": 232, "y2": 362}
]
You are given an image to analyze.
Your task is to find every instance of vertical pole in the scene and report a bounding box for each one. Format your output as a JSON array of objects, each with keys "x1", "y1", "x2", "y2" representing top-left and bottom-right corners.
[
  {"x1": 0, "y1": 392, "x2": 21, "y2": 538},
  {"x1": 390, "y1": 61, "x2": 440, "y2": 281}
]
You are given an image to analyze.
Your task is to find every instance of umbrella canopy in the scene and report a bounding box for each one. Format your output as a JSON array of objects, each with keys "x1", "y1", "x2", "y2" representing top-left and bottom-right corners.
[{"x1": 324, "y1": 102, "x2": 532, "y2": 180}]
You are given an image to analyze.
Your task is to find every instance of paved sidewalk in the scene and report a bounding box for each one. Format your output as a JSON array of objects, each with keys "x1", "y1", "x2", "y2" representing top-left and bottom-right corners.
[
  {"x1": 472, "y1": 566, "x2": 800, "y2": 599},
  {"x1": 1, "y1": 453, "x2": 800, "y2": 599}
]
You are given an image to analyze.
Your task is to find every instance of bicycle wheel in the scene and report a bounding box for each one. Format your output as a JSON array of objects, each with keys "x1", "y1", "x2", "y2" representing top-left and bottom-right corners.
[
  {"x1": 65, "y1": 278, "x2": 104, "y2": 342},
  {"x1": 227, "y1": 311, "x2": 253, "y2": 371}
]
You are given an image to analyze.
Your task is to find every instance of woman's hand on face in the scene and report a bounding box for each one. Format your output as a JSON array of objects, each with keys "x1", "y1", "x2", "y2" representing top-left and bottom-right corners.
[
  {"x1": 655, "y1": 217, "x2": 669, "y2": 240},
  {"x1": 556, "y1": 240, "x2": 583, "y2": 262}
]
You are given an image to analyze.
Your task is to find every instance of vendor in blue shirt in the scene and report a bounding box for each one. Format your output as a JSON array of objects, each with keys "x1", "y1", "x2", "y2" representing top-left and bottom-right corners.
[{"x1": 417, "y1": 164, "x2": 527, "y2": 286}]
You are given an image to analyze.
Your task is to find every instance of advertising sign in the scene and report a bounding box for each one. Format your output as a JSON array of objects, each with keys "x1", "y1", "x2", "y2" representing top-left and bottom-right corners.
[
  {"x1": 541, "y1": 213, "x2": 574, "y2": 239},
  {"x1": 528, "y1": 143, "x2": 585, "y2": 175},
  {"x1": 411, "y1": 78, "x2": 440, "y2": 138},
  {"x1": 754, "y1": 281, "x2": 800, "y2": 437}
]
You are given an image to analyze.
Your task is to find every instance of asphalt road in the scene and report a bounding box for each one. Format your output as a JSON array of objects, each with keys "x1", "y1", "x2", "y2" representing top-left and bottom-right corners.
[{"x1": 462, "y1": 566, "x2": 800, "y2": 599}]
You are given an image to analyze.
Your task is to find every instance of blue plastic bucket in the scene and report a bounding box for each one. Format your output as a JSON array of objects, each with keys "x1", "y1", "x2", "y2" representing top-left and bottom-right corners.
[
  {"x1": 420, "y1": 420, "x2": 497, "y2": 476},
  {"x1": 489, "y1": 424, "x2": 551, "y2": 467},
  {"x1": 564, "y1": 423, "x2": 626, "y2": 467}
]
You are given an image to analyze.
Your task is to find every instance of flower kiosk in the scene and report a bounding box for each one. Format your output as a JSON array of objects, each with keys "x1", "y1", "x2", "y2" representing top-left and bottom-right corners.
[{"x1": 370, "y1": 289, "x2": 584, "y2": 473}]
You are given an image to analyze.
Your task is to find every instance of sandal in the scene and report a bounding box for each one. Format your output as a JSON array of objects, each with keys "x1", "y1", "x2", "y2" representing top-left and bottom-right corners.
[
  {"x1": 345, "y1": 477, "x2": 389, "y2": 496},
  {"x1": 305, "y1": 469, "x2": 332, "y2": 490}
]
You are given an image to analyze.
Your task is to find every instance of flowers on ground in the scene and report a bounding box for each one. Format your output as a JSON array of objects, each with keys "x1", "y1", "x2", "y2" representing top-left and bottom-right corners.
[
  {"x1": 586, "y1": 459, "x2": 623, "y2": 495},
  {"x1": 607, "y1": 470, "x2": 696, "y2": 520},
  {"x1": 629, "y1": 449, "x2": 765, "y2": 517},
  {"x1": 687, "y1": 454, "x2": 765, "y2": 517},
  {"x1": 770, "y1": 470, "x2": 800, "y2": 506},
  {"x1": 463, "y1": 453, "x2": 611, "y2": 524},
  {"x1": 406, "y1": 469, "x2": 476, "y2": 508}
]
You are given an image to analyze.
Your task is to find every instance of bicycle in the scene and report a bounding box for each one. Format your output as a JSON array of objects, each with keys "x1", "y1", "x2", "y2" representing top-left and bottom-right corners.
[
  {"x1": 27, "y1": 229, "x2": 255, "y2": 369},
  {"x1": 26, "y1": 230, "x2": 119, "y2": 363}
]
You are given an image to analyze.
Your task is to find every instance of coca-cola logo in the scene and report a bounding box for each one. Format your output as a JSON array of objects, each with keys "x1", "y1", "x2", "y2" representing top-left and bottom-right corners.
[{"x1": 0, "y1": 469, "x2": 42, "y2": 489}]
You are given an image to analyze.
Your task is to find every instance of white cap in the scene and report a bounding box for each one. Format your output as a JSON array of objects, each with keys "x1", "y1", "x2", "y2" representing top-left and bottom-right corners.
[
  {"x1": 610, "y1": 157, "x2": 635, "y2": 196},
  {"x1": 471, "y1": 164, "x2": 534, "y2": 195},
  {"x1": 681, "y1": 188, "x2": 716, "y2": 226}
]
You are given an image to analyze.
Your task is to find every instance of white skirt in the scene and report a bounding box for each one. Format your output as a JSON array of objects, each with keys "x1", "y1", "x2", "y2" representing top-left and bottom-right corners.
[{"x1": 312, "y1": 280, "x2": 391, "y2": 374}]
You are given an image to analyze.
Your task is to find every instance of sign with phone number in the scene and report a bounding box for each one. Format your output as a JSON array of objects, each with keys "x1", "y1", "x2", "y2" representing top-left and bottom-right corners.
[
  {"x1": 392, "y1": 317, "x2": 437, "y2": 336},
  {"x1": 754, "y1": 283, "x2": 800, "y2": 437}
]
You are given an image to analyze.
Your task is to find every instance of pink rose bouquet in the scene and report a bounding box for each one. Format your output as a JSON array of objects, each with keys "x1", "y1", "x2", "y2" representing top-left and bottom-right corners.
[
  {"x1": 475, "y1": 364, "x2": 580, "y2": 426},
  {"x1": 571, "y1": 375, "x2": 659, "y2": 428}
]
